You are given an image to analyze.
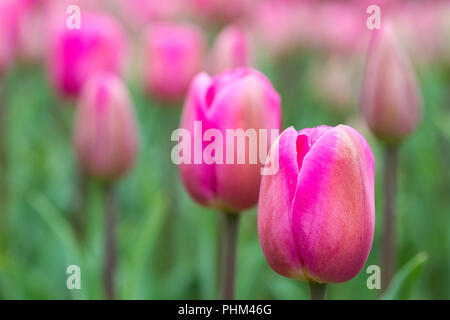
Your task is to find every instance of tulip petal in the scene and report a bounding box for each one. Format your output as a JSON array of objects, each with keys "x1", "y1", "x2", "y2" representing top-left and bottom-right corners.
[
  {"x1": 179, "y1": 73, "x2": 217, "y2": 206},
  {"x1": 258, "y1": 127, "x2": 306, "y2": 279},
  {"x1": 291, "y1": 125, "x2": 375, "y2": 283}
]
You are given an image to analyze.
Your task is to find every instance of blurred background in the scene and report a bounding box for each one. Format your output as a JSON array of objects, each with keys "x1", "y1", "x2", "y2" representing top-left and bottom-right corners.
[{"x1": 0, "y1": 0, "x2": 449, "y2": 299}]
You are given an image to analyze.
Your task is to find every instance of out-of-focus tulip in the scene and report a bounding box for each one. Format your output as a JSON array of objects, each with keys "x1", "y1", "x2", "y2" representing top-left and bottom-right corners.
[
  {"x1": 317, "y1": 3, "x2": 368, "y2": 55},
  {"x1": 120, "y1": 0, "x2": 185, "y2": 30},
  {"x1": 48, "y1": 12, "x2": 128, "y2": 97},
  {"x1": 258, "y1": 125, "x2": 375, "y2": 283},
  {"x1": 142, "y1": 22, "x2": 205, "y2": 103},
  {"x1": 74, "y1": 72, "x2": 138, "y2": 181},
  {"x1": 252, "y1": 1, "x2": 316, "y2": 59},
  {"x1": 189, "y1": 0, "x2": 252, "y2": 25},
  {"x1": 0, "y1": 0, "x2": 21, "y2": 75},
  {"x1": 179, "y1": 68, "x2": 281, "y2": 213},
  {"x1": 361, "y1": 24, "x2": 422, "y2": 145},
  {"x1": 209, "y1": 25, "x2": 250, "y2": 74}
]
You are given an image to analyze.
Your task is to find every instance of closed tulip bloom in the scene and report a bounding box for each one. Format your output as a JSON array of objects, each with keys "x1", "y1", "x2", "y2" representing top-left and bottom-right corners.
[
  {"x1": 258, "y1": 125, "x2": 374, "y2": 283},
  {"x1": 209, "y1": 25, "x2": 250, "y2": 74},
  {"x1": 361, "y1": 24, "x2": 422, "y2": 145},
  {"x1": 48, "y1": 12, "x2": 127, "y2": 97},
  {"x1": 142, "y1": 22, "x2": 205, "y2": 103},
  {"x1": 74, "y1": 72, "x2": 138, "y2": 181},
  {"x1": 179, "y1": 68, "x2": 281, "y2": 213}
]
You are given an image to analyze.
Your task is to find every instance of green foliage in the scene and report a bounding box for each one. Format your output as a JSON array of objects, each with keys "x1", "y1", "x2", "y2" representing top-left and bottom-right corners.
[{"x1": 0, "y1": 60, "x2": 448, "y2": 300}]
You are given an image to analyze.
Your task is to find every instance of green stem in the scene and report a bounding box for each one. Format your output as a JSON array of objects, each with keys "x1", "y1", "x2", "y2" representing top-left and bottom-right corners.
[
  {"x1": 219, "y1": 211, "x2": 240, "y2": 300},
  {"x1": 308, "y1": 282, "x2": 327, "y2": 300},
  {"x1": 103, "y1": 183, "x2": 117, "y2": 300},
  {"x1": 381, "y1": 146, "x2": 398, "y2": 292},
  {"x1": 0, "y1": 85, "x2": 8, "y2": 251}
]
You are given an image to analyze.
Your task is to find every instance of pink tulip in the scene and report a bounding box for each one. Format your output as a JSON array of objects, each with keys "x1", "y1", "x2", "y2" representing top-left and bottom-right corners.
[
  {"x1": 142, "y1": 22, "x2": 206, "y2": 103},
  {"x1": 179, "y1": 68, "x2": 281, "y2": 212},
  {"x1": 48, "y1": 11, "x2": 128, "y2": 97},
  {"x1": 120, "y1": 0, "x2": 184, "y2": 30},
  {"x1": 74, "y1": 72, "x2": 138, "y2": 181},
  {"x1": 209, "y1": 25, "x2": 250, "y2": 74},
  {"x1": 258, "y1": 125, "x2": 375, "y2": 283},
  {"x1": 361, "y1": 24, "x2": 422, "y2": 145},
  {"x1": 252, "y1": 1, "x2": 316, "y2": 59},
  {"x1": 0, "y1": 0, "x2": 21, "y2": 75}
]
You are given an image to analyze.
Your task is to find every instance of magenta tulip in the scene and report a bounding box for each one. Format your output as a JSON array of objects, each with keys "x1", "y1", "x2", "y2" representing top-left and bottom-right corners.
[
  {"x1": 361, "y1": 24, "x2": 422, "y2": 145},
  {"x1": 142, "y1": 22, "x2": 206, "y2": 103},
  {"x1": 73, "y1": 72, "x2": 138, "y2": 181},
  {"x1": 258, "y1": 125, "x2": 375, "y2": 284},
  {"x1": 178, "y1": 68, "x2": 281, "y2": 213},
  {"x1": 48, "y1": 12, "x2": 128, "y2": 97},
  {"x1": 209, "y1": 25, "x2": 250, "y2": 74}
]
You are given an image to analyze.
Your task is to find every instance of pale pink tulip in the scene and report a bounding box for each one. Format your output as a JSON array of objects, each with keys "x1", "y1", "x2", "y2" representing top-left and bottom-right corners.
[
  {"x1": 361, "y1": 24, "x2": 422, "y2": 145},
  {"x1": 142, "y1": 22, "x2": 206, "y2": 103},
  {"x1": 74, "y1": 72, "x2": 138, "y2": 181},
  {"x1": 209, "y1": 25, "x2": 250, "y2": 74}
]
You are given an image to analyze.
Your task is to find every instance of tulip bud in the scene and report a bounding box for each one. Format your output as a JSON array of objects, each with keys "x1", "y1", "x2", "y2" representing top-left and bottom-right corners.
[
  {"x1": 74, "y1": 72, "x2": 138, "y2": 181},
  {"x1": 258, "y1": 125, "x2": 375, "y2": 283},
  {"x1": 178, "y1": 68, "x2": 281, "y2": 213},
  {"x1": 48, "y1": 12, "x2": 128, "y2": 97},
  {"x1": 361, "y1": 24, "x2": 422, "y2": 145},
  {"x1": 142, "y1": 22, "x2": 206, "y2": 103},
  {"x1": 209, "y1": 25, "x2": 250, "y2": 74}
]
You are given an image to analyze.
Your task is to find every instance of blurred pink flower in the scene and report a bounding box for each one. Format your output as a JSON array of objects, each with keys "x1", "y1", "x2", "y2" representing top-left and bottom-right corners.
[
  {"x1": 258, "y1": 125, "x2": 375, "y2": 283},
  {"x1": 188, "y1": 0, "x2": 253, "y2": 24},
  {"x1": 120, "y1": 0, "x2": 185, "y2": 30},
  {"x1": 0, "y1": 0, "x2": 21, "y2": 75},
  {"x1": 316, "y1": 3, "x2": 368, "y2": 55},
  {"x1": 179, "y1": 68, "x2": 281, "y2": 212},
  {"x1": 361, "y1": 23, "x2": 422, "y2": 145},
  {"x1": 47, "y1": 11, "x2": 128, "y2": 97},
  {"x1": 209, "y1": 24, "x2": 250, "y2": 74},
  {"x1": 142, "y1": 22, "x2": 206, "y2": 103},
  {"x1": 252, "y1": 0, "x2": 317, "y2": 59},
  {"x1": 74, "y1": 72, "x2": 139, "y2": 181}
]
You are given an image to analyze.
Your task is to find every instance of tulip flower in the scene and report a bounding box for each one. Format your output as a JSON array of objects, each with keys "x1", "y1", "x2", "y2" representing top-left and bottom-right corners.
[
  {"x1": 258, "y1": 125, "x2": 375, "y2": 299},
  {"x1": 74, "y1": 72, "x2": 138, "y2": 181},
  {"x1": 361, "y1": 24, "x2": 422, "y2": 145},
  {"x1": 361, "y1": 24, "x2": 422, "y2": 291},
  {"x1": 73, "y1": 72, "x2": 138, "y2": 299},
  {"x1": 142, "y1": 22, "x2": 206, "y2": 103},
  {"x1": 209, "y1": 25, "x2": 250, "y2": 74},
  {"x1": 177, "y1": 67, "x2": 281, "y2": 299},
  {"x1": 48, "y1": 11, "x2": 128, "y2": 97}
]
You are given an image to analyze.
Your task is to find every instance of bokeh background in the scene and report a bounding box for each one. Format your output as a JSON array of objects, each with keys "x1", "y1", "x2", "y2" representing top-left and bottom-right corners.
[{"x1": 0, "y1": 0, "x2": 449, "y2": 299}]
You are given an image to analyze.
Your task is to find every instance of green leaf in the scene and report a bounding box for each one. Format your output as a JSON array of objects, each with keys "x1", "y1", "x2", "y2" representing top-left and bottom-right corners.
[
  {"x1": 122, "y1": 192, "x2": 168, "y2": 299},
  {"x1": 27, "y1": 192, "x2": 86, "y2": 299},
  {"x1": 382, "y1": 252, "x2": 428, "y2": 300}
]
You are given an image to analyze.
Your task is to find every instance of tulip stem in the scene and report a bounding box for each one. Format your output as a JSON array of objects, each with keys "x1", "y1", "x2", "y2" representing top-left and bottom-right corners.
[
  {"x1": 219, "y1": 211, "x2": 240, "y2": 300},
  {"x1": 103, "y1": 183, "x2": 117, "y2": 300},
  {"x1": 71, "y1": 169, "x2": 87, "y2": 240},
  {"x1": 381, "y1": 146, "x2": 398, "y2": 292},
  {"x1": 308, "y1": 282, "x2": 327, "y2": 300},
  {"x1": 0, "y1": 85, "x2": 8, "y2": 250}
]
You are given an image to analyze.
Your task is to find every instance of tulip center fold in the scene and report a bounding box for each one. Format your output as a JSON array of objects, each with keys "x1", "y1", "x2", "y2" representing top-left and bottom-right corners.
[{"x1": 296, "y1": 134, "x2": 310, "y2": 172}]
